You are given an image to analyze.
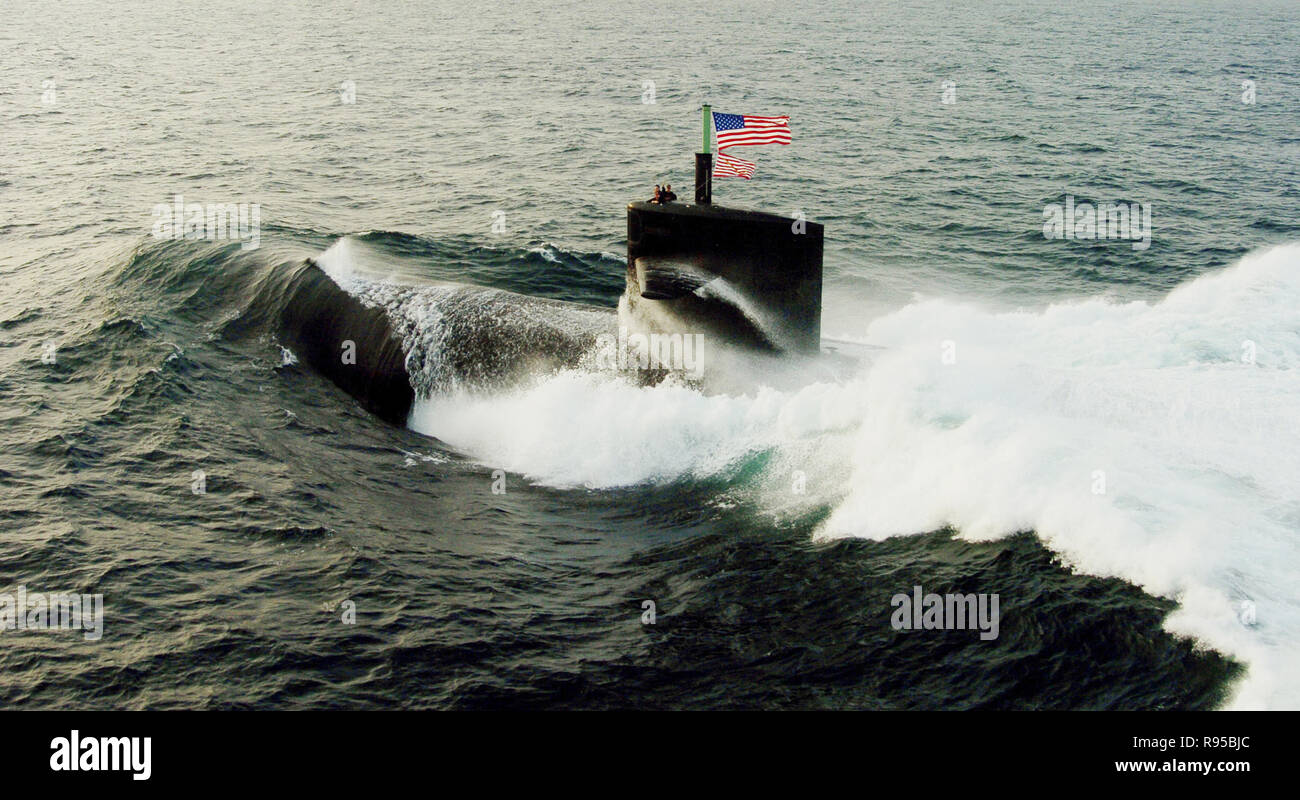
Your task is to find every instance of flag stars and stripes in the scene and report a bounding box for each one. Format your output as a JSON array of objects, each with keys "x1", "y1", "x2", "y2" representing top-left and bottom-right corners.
[
  {"x1": 713, "y1": 151, "x2": 757, "y2": 180},
  {"x1": 712, "y1": 112, "x2": 792, "y2": 150}
]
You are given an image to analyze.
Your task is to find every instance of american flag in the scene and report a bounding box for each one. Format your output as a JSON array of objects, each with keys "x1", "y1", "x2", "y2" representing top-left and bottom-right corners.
[
  {"x1": 713, "y1": 151, "x2": 756, "y2": 179},
  {"x1": 712, "y1": 112, "x2": 792, "y2": 149}
]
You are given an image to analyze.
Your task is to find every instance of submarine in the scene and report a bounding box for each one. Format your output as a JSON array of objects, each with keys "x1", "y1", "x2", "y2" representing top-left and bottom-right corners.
[{"x1": 261, "y1": 107, "x2": 823, "y2": 425}]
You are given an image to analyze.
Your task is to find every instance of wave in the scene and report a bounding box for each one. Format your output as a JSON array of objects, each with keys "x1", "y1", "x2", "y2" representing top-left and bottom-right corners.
[
  {"x1": 230, "y1": 255, "x2": 414, "y2": 424},
  {"x1": 819, "y1": 242, "x2": 1300, "y2": 710}
]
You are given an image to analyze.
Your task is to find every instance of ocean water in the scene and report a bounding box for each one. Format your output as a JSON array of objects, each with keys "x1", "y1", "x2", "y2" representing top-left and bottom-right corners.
[{"x1": 1, "y1": 0, "x2": 1297, "y2": 709}]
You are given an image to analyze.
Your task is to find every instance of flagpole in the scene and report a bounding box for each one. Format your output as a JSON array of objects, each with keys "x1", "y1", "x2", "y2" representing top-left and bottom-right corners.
[
  {"x1": 702, "y1": 104, "x2": 711, "y2": 154},
  {"x1": 696, "y1": 104, "x2": 713, "y2": 205}
]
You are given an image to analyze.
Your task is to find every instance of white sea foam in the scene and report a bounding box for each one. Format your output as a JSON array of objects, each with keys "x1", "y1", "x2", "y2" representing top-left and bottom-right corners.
[
  {"x1": 815, "y1": 243, "x2": 1300, "y2": 711},
  {"x1": 409, "y1": 370, "x2": 865, "y2": 489},
  {"x1": 314, "y1": 236, "x2": 370, "y2": 290}
]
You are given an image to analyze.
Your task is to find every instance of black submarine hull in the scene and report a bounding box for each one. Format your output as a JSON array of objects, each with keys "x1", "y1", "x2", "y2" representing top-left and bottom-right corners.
[{"x1": 226, "y1": 258, "x2": 415, "y2": 425}]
